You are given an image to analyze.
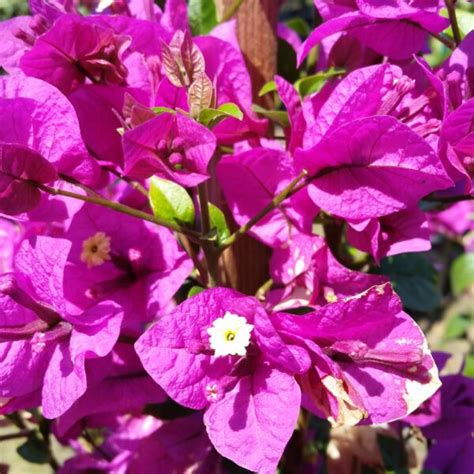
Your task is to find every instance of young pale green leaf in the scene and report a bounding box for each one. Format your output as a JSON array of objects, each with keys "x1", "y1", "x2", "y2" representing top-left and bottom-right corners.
[
  {"x1": 217, "y1": 103, "x2": 243, "y2": 120},
  {"x1": 444, "y1": 313, "x2": 471, "y2": 340},
  {"x1": 149, "y1": 176, "x2": 195, "y2": 227},
  {"x1": 188, "y1": 285, "x2": 205, "y2": 298},
  {"x1": 464, "y1": 354, "x2": 474, "y2": 378},
  {"x1": 151, "y1": 106, "x2": 177, "y2": 116},
  {"x1": 295, "y1": 68, "x2": 345, "y2": 97},
  {"x1": 252, "y1": 104, "x2": 289, "y2": 127},
  {"x1": 285, "y1": 17, "x2": 311, "y2": 37},
  {"x1": 450, "y1": 253, "x2": 474, "y2": 295},
  {"x1": 208, "y1": 203, "x2": 230, "y2": 245},
  {"x1": 188, "y1": 0, "x2": 218, "y2": 35},
  {"x1": 198, "y1": 103, "x2": 243, "y2": 127},
  {"x1": 258, "y1": 80, "x2": 277, "y2": 97}
]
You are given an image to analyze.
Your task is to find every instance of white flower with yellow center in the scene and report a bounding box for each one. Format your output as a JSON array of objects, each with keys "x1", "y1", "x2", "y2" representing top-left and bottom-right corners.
[
  {"x1": 207, "y1": 312, "x2": 254, "y2": 357},
  {"x1": 80, "y1": 232, "x2": 111, "y2": 269}
]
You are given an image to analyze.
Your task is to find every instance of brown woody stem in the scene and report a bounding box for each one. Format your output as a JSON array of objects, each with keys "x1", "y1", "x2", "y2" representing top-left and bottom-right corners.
[{"x1": 445, "y1": 0, "x2": 462, "y2": 46}]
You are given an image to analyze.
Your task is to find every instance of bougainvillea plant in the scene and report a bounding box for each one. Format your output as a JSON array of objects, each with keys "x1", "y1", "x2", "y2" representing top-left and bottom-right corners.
[{"x1": 0, "y1": 0, "x2": 473, "y2": 472}]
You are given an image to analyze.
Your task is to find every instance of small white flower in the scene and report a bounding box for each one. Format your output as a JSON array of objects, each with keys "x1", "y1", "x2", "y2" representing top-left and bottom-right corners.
[{"x1": 207, "y1": 312, "x2": 254, "y2": 357}]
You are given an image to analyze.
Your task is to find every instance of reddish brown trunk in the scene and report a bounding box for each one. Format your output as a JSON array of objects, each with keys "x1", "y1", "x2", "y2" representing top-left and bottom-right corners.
[
  {"x1": 213, "y1": 0, "x2": 279, "y2": 294},
  {"x1": 225, "y1": 0, "x2": 278, "y2": 104}
]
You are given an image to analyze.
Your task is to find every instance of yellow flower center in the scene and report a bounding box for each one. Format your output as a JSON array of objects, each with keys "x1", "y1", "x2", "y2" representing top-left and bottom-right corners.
[
  {"x1": 207, "y1": 312, "x2": 254, "y2": 357},
  {"x1": 80, "y1": 232, "x2": 111, "y2": 269}
]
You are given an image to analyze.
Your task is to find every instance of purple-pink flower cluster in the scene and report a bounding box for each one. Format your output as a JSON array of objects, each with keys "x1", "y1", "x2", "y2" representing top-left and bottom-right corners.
[{"x1": 0, "y1": 0, "x2": 472, "y2": 472}]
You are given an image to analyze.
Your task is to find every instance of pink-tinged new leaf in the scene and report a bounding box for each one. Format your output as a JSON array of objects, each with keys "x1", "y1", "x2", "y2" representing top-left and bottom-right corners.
[{"x1": 188, "y1": 72, "x2": 214, "y2": 118}]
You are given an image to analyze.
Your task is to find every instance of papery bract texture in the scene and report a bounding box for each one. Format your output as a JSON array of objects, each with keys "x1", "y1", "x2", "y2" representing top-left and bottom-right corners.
[
  {"x1": 0, "y1": 73, "x2": 101, "y2": 186},
  {"x1": 296, "y1": 116, "x2": 452, "y2": 219},
  {"x1": 123, "y1": 112, "x2": 216, "y2": 186},
  {"x1": 136, "y1": 288, "x2": 305, "y2": 473},
  {"x1": 274, "y1": 285, "x2": 441, "y2": 425},
  {"x1": 0, "y1": 236, "x2": 123, "y2": 418},
  {"x1": 64, "y1": 203, "x2": 192, "y2": 325}
]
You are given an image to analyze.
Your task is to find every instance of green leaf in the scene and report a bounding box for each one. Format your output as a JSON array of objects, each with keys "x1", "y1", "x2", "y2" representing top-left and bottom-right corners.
[
  {"x1": 450, "y1": 253, "x2": 474, "y2": 295},
  {"x1": 378, "y1": 253, "x2": 441, "y2": 312},
  {"x1": 444, "y1": 313, "x2": 471, "y2": 340},
  {"x1": 377, "y1": 435, "x2": 407, "y2": 472},
  {"x1": 208, "y1": 203, "x2": 230, "y2": 245},
  {"x1": 188, "y1": 0, "x2": 218, "y2": 35},
  {"x1": 258, "y1": 80, "x2": 277, "y2": 97},
  {"x1": 285, "y1": 17, "x2": 311, "y2": 37},
  {"x1": 252, "y1": 104, "x2": 289, "y2": 127},
  {"x1": 188, "y1": 285, "x2": 205, "y2": 298},
  {"x1": 151, "y1": 106, "x2": 176, "y2": 116},
  {"x1": 294, "y1": 68, "x2": 345, "y2": 97},
  {"x1": 17, "y1": 435, "x2": 49, "y2": 464},
  {"x1": 463, "y1": 354, "x2": 474, "y2": 378},
  {"x1": 198, "y1": 103, "x2": 243, "y2": 127},
  {"x1": 277, "y1": 37, "x2": 298, "y2": 83},
  {"x1": 149, "y1": 176, "x2": 195, "y2": 227}
]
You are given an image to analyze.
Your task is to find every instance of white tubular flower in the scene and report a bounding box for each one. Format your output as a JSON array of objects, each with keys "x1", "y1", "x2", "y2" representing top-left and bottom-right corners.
[{"x1": 207, "y1": 312, "x2": 254, "y2": 357}]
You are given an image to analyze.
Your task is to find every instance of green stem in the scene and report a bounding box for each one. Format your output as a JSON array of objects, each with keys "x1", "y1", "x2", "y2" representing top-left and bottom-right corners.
[
  {"x1": 219, "y1": 170, "x2": 308, "y2": 250},
  {"x1": 39, "y1": 418, "x2": 59, "y2": 471},
  {"x1": 178, "y1": 234, "x2": 207, "y2": 286},
  {"x1": 445, "y1": 0, "x2": 462, "y2": 46},
  {"x1": 82, "y1": 428, "x2": 112, "y2": 462},
  {"x1": 102, "y1": 166, "x2": 149, "y2": 197},
  {"x1": 37, "y1": 183, "x2": 199, "y2": 240},
  {"x1": 198, "y1": 184, "x2": 211, "y2": 235},
  {"x1": 58, "y1": 174, "x2": 101, "y2": 198},
  {"x1": 219, "y1": 0, "x2": 245, "y2": 23},
  {"x1": 429, "y1": 31, "x2": 456, "y2": 50},
  {"x1": 0, "y1": 430, "x2": 32, "y2": 442},
  {"x1": 255, "y1": 278, "x2": 273, "y2": 300},
  {"x1": 198, "y1": 183, "x2": 220, "y2": 287}
]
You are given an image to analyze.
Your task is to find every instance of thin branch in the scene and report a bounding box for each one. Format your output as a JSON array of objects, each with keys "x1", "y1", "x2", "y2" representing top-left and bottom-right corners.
[
  {"x1": 177, "y1": 234, "x2": 207, "y2": 286},
  {"x1": 429, "y1": 31, "x2": 456, "y2": 50},
  {"x1": 82, "y1": 429, "x2": 112, "y2": 462},
  {"x1": 37, "y1": 183, "x2": 199, "y2": 240},
  {"x1": 58, "y1": 174, "x2": 101, "y2": 198},
  {"x1": 219, "y1": 170, "x2": 308, "y2": 250},
  {"x1": 198, "y1": 183, "x2": 219, "y2": 287},
  {"x1": 445, "y1": 0, "x2": 462, "y2": 46},
  {"x1": 255, "y1": 278, "x2": 273, "y2": 300},
  {"x1": 38, "y1": 418, "x2": 59, "y2": 471},
  {"x1": 0, "y1": 430, "x2": 32, "y2": 442},
  {"x1": 198, "y1": 184, "x2": 211, "y2": 235},
  {"x1": 103, "y1": 166, "x2": 149, "y2": 197}
]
